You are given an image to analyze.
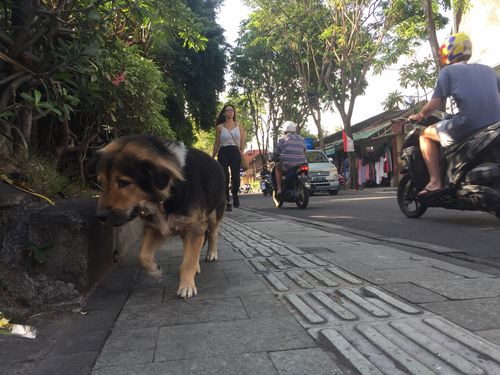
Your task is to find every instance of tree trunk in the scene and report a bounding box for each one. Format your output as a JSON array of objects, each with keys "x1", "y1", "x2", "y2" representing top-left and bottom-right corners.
[
  {"x1": 421, "y1": 0, "x2": 442, "y2": 71},
  {"x1": 453, "y1": 0, "x2": 465, "y2": 33}
]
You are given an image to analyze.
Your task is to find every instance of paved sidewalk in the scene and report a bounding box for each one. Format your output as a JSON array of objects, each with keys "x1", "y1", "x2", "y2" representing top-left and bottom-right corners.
[{"x1": 3, "y1": 207, "x2": 500, "y2": 374}]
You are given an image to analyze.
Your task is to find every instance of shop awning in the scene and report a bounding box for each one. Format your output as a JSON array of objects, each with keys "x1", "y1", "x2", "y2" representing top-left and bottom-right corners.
[
  {"x1": 353, "y1": 122, "x2": 391, "y2": 141},
  {"x1": 324, "y1": 122, "x2": 392, "y2": 153}
]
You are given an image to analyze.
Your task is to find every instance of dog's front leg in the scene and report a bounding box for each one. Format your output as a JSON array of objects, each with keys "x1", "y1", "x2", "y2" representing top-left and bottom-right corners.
[
  {"x1": 139, "y1": 225, "x2": 165, "y2": 280},
  {"x1": 177, "y1": 231, "x2": 205, "y2": 299},
  {"x1": 205, "y1": 210, "x2": 220, "y2": 262}
]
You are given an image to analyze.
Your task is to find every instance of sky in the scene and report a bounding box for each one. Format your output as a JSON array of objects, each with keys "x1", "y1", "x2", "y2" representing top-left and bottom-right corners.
[{"x1": 215, "y1": 0, "x2": 433, "y2": 136}]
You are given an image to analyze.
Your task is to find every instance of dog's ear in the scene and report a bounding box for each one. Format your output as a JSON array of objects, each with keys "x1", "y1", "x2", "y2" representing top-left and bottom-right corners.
[{"x1": 141, "y1": 159, "x2": 171, "y2": 190}]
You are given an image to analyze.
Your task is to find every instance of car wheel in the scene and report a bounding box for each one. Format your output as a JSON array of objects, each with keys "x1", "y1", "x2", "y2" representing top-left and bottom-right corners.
[{"x1": 328, "y1": 190, "x2": 338, "y2": 195}]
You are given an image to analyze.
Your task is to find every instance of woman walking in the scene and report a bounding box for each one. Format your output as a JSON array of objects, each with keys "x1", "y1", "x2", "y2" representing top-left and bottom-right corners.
[{"x1": 212, "y1": 104, "x2": 246, "y2": 211}]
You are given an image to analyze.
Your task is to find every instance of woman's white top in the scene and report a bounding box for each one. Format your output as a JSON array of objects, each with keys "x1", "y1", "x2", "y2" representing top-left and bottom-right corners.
[{"x1": 220, "y1": 125, "x2": 241, "y2": 147}]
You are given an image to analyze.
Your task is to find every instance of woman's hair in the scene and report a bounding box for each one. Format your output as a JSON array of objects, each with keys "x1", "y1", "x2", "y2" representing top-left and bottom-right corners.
[{"x1": 216, "y1": 104, "x2": 237, "y2": 125}]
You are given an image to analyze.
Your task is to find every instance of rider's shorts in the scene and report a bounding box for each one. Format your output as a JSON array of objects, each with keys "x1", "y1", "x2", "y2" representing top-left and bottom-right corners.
[{"x1": 435, "y1": 119, "x2": 456, "y2": 147}]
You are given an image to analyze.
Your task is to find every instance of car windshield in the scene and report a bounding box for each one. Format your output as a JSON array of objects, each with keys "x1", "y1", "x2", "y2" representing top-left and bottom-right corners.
[{"x1": 306, "y1": 151, "x2": 329, "y2": 163}]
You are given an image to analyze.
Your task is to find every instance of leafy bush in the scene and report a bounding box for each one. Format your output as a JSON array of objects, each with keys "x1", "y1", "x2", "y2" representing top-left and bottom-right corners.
[{"x1": 70, "y1": 41, "x2": 174, "y2": 141}]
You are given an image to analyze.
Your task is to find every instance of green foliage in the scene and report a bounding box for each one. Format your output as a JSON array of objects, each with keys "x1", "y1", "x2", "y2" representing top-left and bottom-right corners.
[
  {"x1": 192, "y1": 127, "x2": 216, "y2": 155},
  {"x1": 72, "y1": 42, "x2": 173, "y2": 138},
  {"x1": 28, "y1": 244, "x2": 53, "y2": 265},
  {"x1": 231, "y1": 5, "x2": 320, "y2": 150},
  {"x1": 4, "y1": 154, "x2": 69, "y2": 198},
  {"x1": 300, "y1": 128, "x2": 319, "y2": 142},
  {"x1": 0, "y1": 0, "x2": 221, "y2": 163},
  {"x1": 155, "y1": 0, "x2": 226, "y2": 142},
  {"x1": 388, "y1": 0, "x2": 449, "y2": 41},
  {"x1": 382, "y1": 90, "x2": 406, "y2": 111},
  {"x1": 398, "y1": 57, "x2": 438, "y2": 101}
]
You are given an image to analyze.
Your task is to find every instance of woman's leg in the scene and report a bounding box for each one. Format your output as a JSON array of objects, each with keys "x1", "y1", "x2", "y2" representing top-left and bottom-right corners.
[
  {"x1": 228, "y1": 147, "x2": 241, "y2": 206},
  {"x1": 217, "y1": 147, "x2": 231, "y2": 203}
]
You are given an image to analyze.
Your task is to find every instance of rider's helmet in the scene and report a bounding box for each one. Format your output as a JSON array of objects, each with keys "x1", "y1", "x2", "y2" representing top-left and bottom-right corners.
[
  {"x1": 439, "y1": 33, "x2": 472, "y2": 66},
  {"x1": 283, "y1": 121, "x2": 297, "y2": 134}
]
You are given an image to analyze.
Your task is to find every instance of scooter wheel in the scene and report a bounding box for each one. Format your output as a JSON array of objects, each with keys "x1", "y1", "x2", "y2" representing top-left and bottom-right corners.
[
  {"x1": 397, "y1": 174, "x2": 427, "y2": 218},
  {"x1": 296, "y1": 184, "x2": 309, "y2": 209}
]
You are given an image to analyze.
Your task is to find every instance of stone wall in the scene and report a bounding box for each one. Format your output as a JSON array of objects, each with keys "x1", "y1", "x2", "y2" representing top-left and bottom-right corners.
[{"x1": 0, "y1": 183, "x2": 142, "y2": 314}]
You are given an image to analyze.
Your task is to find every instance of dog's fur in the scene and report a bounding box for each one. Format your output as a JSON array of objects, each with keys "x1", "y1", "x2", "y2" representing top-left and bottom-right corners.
[{"x1": 93, "y1": 135, "x2": 226, "y2": 298}]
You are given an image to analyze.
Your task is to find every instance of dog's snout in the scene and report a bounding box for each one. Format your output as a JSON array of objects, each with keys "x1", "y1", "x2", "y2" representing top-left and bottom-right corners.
[{"x1": 96, "y1": 210, "x2": 109, "y2": 223}]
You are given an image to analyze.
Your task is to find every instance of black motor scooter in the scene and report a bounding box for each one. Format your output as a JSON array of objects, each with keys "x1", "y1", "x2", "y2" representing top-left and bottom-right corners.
[
  {"x1": 260, "y1": 176, "x2": 272, "y2": 196},
  {"x1": 397, "y1": 111, "x2": 500, "y2": 219},
  {"x1": 271, "y1": 162, "x2": 311, "y2": 209}
]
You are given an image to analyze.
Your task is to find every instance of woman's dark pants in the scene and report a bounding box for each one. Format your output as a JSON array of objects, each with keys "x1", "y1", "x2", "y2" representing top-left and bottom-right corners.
[{"x1": 217, "y1": 145, "x2": 241, "y2": 202}]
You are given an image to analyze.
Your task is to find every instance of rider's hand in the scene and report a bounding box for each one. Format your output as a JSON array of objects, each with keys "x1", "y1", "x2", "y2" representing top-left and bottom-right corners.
[{"x1": 408, "y1": 113, "x2": 424, "y2": 122}]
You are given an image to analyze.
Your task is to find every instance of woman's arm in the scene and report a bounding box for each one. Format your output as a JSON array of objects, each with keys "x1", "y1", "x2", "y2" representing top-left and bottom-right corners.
[
  {"x1": 238, "y1": 123, "x2": 246, "y2": 150},
  {"x1": 212, "y1": 125, "x2": 222, "y2": 158}
]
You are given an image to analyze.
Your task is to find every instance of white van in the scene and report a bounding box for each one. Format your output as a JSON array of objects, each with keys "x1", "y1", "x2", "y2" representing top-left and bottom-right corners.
[{"x1": 306, "y1": 150, "x2": 339, "y2": 195}]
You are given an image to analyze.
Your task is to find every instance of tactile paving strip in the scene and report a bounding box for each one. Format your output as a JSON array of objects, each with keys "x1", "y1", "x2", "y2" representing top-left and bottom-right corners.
[
  {"x1": 320, "y1": 317, "x2": 500, "y2": 374},
  {"x1": 220, "y1": 218, "x2": 500, "y2": 374},
  {"x1": 261, "y1": 267, "x2": 364, "y2": 292},
  {"x1": 249, "y1": 254, "x2": 329, "y2": 272},
  {"x1": 284, "y1": 286, "x2": 423, "y2": 329}
]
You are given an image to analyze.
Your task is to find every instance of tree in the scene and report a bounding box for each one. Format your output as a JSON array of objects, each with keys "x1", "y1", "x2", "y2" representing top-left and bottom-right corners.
[
  {"x1": 156, "y1": 0, "x2": 227, "y2": 145},
  {"x1": 0, "y1": 0, "x2": 229, "y2": 193},
  {"x1": 382, "y1": 91, "x2": 406, "y2": 111},
  {"x1": 398, "y1": 57, "x2": 437, "y2": 102},
  {"x1": 249, "y1": 1, "x2": 432, "y2": 188},
  {"x1": 230, "y1": 10, "x2": 309, "y2": 161},
  {"x1": 246, "y1": 0, "x2": 331, "y2": 151},
  {"x1": 419, "y1": 0, "x2": 470, "y2": 71}
]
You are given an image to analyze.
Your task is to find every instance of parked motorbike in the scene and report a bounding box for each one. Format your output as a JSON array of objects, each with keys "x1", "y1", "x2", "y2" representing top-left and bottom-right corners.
[
  {"x1": 397, "y1": 110, "x2": 500, "y2": 219},
  {"x1": 239, "y1": 183, "x2": 252, "y2": 194},
  {"x1": 271, "y1": 162, "x2": 311, "y2": 209},
  {"x1": 260, "y1": 176, "x2": 272, "y2": 196},
  {"x1": 338, "y1": 173, "x2": 346, "y2": 188}
]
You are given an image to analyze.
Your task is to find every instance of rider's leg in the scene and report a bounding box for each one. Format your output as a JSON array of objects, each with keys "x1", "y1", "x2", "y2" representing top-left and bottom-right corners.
[
  {"x1": 419, "y1": 125, "x2": 443, "y2": 193},
  {"x1": 275, "y1": 164, "x2": 283, "y2": 193}
]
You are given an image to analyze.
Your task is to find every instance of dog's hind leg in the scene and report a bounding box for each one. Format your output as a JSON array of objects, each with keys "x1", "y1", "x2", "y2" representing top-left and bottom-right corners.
[
  {"x1": 139, "y1": 225, "x2": 165, "y2": 281},
  {"x1": 178, "y1": 226, "x2": 206, "y2": 299},
  {"x1": 205, "y1": 210, "x2": 220, "y2": 262}
]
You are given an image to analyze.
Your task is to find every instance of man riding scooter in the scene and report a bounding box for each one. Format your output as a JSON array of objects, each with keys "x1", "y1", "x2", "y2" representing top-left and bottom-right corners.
[
  {"x1": 273, "y1": 121, "x2": 308, "y2": 197},
  {"x1": 408, "y1": 33, "x2": 500, "y2": 199}
]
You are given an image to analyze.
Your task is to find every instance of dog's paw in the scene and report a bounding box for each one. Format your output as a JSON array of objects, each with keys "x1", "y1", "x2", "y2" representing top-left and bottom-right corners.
[
  {"x1": 205, "y1": 251, "x2": 218, "y2": 262},
  {"x1": 177, "y1": 285, "x2": 197, "y2": 299},
  {"x1": 146, "y1": 266, "x2": 163, "y2": 281}
]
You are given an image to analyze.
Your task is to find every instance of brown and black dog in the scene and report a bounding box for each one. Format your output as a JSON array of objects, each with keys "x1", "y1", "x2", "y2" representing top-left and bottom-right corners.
[{"x1": 92, "y1": 135, "x2": 226, "y2": 299}]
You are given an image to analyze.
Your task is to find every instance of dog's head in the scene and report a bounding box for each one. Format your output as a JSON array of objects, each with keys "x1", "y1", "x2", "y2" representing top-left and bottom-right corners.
[{"x1": 92, "y1": 135, "x2": 186, "y2": 226}]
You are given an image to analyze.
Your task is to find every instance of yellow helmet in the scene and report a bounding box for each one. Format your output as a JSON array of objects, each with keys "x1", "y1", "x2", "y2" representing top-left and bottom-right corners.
[{"x1": 439, "y1": 33, "x2": 472, "y2": 65}]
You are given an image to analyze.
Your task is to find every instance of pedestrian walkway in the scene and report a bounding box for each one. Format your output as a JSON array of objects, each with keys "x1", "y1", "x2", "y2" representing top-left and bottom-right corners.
[{"x1": 3, "y1": 207, "x2": 500, "y2": 374}]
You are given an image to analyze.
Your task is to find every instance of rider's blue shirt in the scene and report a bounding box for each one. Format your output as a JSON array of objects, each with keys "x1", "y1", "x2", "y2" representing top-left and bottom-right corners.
[{"x1": 432, "y1": 62, "x2": 500, "y2": 142}]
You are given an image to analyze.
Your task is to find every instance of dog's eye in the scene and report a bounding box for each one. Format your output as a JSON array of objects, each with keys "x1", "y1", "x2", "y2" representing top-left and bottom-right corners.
[{"x1": 117, "y1": 179, "x2": 132, "y2": 188}]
